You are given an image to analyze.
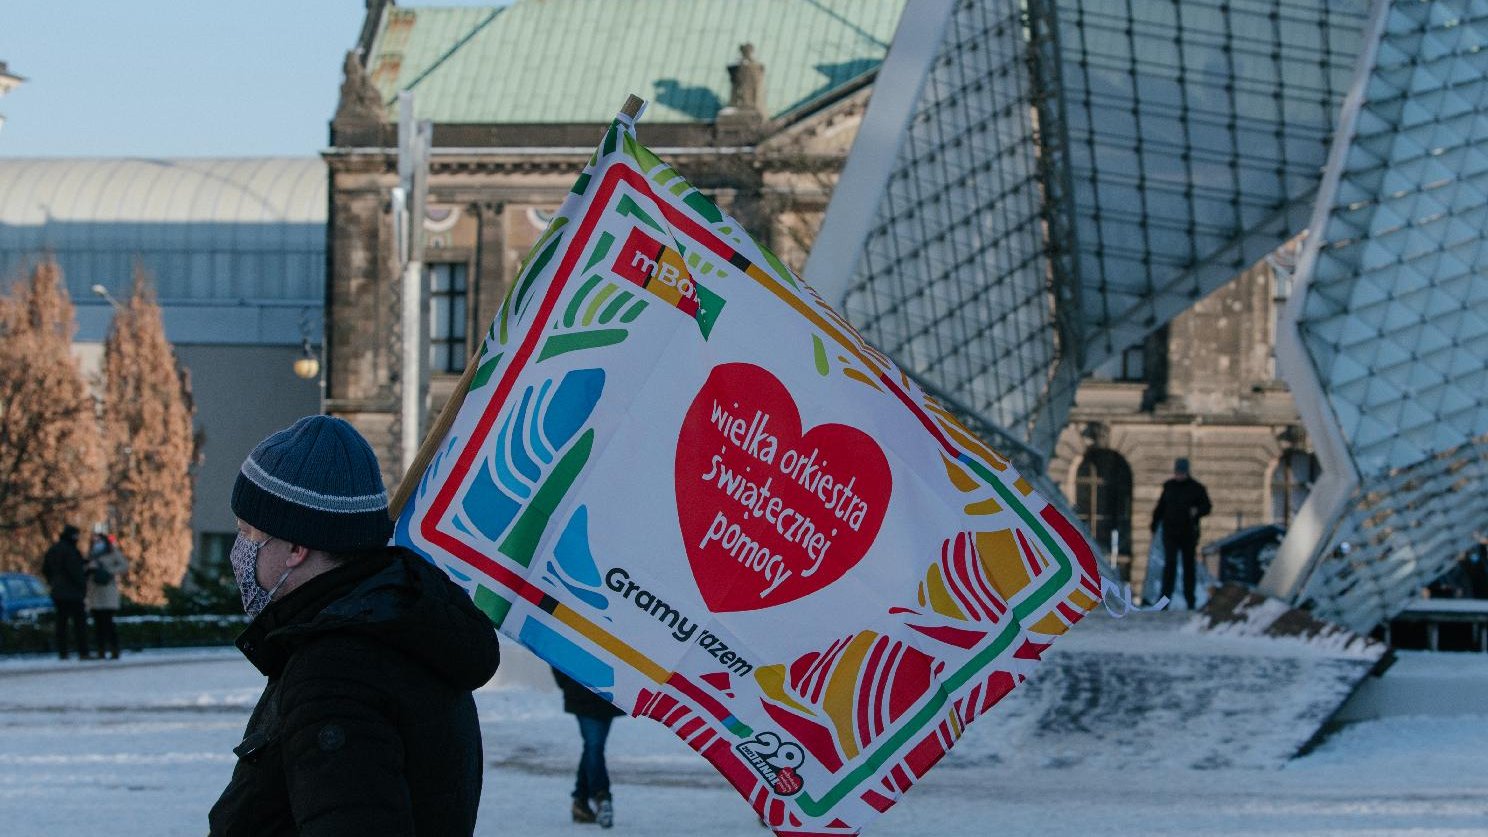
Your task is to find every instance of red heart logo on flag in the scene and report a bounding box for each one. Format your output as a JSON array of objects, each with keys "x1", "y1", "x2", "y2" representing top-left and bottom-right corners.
[{"x1": 675, "y1": 363, "x2": 891, "y2": 613}]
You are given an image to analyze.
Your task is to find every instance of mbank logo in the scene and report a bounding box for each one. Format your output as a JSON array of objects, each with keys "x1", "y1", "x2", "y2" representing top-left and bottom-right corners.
[{"x1": 609, "y1": 226, "x2": 727, "y2": 339}]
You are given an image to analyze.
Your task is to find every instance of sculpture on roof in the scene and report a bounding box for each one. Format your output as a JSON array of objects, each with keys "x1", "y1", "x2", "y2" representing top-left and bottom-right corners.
[
  {"x1": 726, "y1": 43, "x2": 765, "y2": 115},
  {"x1": 333, "y1": 50, "x2": 386, "y2": 132}
]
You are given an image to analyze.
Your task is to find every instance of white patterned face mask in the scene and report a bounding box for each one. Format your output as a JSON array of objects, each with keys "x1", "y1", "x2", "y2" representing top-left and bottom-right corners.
[{"x1": 229, "y1": 533, "x2": 293, "y2": 618}]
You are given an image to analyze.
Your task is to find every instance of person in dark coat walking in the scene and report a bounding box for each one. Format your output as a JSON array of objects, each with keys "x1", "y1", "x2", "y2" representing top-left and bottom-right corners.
[
  {"x1": 41, "y1": 524, "x2": 89, "y2": 659},
  {"x1": 208, "y1": 415, "x2": 501, "y2": 837},
  {"x1": 1453, "y1": 531, "x2": 1488, "y2": 599},
  {"x1": 553, "y1": 667, "x2": 623, "y2": 827},
  {"x1": 1150, "y1": 458, "x2": 1212, "y2": 609}
]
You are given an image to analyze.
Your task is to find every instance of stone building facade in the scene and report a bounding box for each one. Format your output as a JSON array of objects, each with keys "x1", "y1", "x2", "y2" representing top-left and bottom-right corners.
[
  {"x1": 1047, "y1": 253, "x2": 1317, "y2": 586},
  {"x1": 324, "y1": 0, "x2": 900, "y2": 491},
  {"x1": 325, "y1": 1, "x2": 1317, "y2": 588}
]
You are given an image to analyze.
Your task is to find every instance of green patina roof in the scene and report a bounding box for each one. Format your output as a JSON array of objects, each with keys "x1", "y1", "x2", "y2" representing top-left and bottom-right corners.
[{"x1": 366, "y1": 0, "x2": 907, "y2": 125}]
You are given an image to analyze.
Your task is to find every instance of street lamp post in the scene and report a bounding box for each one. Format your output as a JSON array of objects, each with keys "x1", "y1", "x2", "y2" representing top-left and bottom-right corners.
[
  {"x1": 293, "y1": 308, "x2": 321, "y2": 380},
  {"x1": 91, "y1": 283, "x2": 121, "y2": 309},
  {"x1": 293, "y1": 340, "x2": 321, "y2": 380}
]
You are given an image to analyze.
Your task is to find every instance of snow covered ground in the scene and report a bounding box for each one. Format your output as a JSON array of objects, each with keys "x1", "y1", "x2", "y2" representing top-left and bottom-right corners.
[{"x1": 3, "y1": 645, "x2": 1487, "y2": 836}]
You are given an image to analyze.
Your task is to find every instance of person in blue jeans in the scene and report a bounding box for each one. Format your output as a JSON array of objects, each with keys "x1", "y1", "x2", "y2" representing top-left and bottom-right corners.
[{"x1": 552, "y1": 667, "x2": 622, "y2": 827}]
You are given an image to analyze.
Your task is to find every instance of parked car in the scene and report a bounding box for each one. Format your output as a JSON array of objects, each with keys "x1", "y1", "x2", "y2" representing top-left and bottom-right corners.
[{"x1": 0, "y1": 572, "x2": 54, "y2": 622}]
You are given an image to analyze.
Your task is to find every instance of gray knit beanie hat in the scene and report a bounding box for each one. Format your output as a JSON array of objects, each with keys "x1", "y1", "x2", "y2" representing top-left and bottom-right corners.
[{"x1": 231, "y1": 415, "x2": 393, "y2": 553}]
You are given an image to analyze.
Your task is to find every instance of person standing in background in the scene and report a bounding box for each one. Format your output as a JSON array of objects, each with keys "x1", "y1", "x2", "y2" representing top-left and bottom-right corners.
[
  {"x1": 42, "y1": 524, "x2": 90, "y2": 659},
  {"x1": 1451, "y1": 531, "x2": 1488, "y2": 599},
  {"x1": 86, "y1": 531, "x2": 130, "y2": 660},
  {"x1": 1150, "y1": 458, "x2": 1212, "y2": 609},
  {"x1": 553, "y1": 666, "x2": 622, "y2": 828}
]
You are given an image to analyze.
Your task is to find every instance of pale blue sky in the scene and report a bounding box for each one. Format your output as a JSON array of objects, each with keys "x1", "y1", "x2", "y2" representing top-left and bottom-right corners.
[{"x1": 0, "y1": 1, "x2": 506, "y2": 158}]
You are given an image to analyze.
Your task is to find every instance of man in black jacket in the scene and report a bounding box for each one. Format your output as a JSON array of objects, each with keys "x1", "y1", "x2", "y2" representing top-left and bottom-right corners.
[
  {"x1": 41, "y1": 524, "x2": 89, "y2": 659},
  {"x1": 1150, "y1": 458, "x2": 1212, "y2": 609},
  {"x1": 209, "y1": 415, "x2": 501, "y2": 836}
]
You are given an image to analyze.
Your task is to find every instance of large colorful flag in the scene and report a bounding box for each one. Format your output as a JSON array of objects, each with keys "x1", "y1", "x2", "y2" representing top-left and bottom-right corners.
[{"x1": 395, "y1": 105, "x2": 1102, "y2": 835}]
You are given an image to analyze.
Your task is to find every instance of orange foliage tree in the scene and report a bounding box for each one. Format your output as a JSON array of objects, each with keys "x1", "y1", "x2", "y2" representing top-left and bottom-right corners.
[
  {"x1": 102, "y1": 272, "x2": 197, "y2": 605},
  {"x1": 0, "y1": 260, "x2": 107, "y2": 574}
]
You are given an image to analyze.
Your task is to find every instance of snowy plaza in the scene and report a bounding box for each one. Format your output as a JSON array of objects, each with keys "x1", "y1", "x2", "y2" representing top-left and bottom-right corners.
[
  {"x1": 5, "y1": 633, "x2": 1488, "y2": 836},
  {"x1": 5, "y1": 1, "x2": 1488, "y2": 835}
]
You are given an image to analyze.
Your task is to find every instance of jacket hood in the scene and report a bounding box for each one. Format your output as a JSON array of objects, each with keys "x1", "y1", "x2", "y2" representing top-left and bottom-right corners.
[{"x1": 239, "y1": 548, "x2": 500, "y2": 689}]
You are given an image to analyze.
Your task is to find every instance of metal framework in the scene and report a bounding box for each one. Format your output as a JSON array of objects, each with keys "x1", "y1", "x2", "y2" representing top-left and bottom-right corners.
[
  {"x1": 1261, "y1": 0, "x2": 1488, "y2": 631},
  {"x1": 810, "y1": 0, "x2": 1487, "y2": 630}
]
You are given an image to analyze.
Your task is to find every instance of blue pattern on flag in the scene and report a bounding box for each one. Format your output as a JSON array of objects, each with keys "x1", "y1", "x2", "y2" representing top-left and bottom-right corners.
[{"x1": 519, "y1": 617, "x2": 617, "y2": 703}]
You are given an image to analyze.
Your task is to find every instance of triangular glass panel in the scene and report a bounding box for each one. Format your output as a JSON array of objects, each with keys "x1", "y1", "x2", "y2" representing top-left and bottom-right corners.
[
  {"x1": 1352, "y1": 412, "x2": 1399, "y2": 452},
  {"x1": 1336, "y1": 178, "x2": 1377, "y2": 207},
  {"x1": 1390, "y1": 130, "x2": 1432, "y2": 165},
  {"x1": 1418, "y1": 156, "x2": 1459, "y2": 187},
  {"x1": 1349, "y1": 274, "x2": 1393, "y2": 309},
  {"x1": 1350, "y1": 137, "x2": 1391, "y2": 170},
  {"x1": 1306, "y1": 314, "x2": 1347, "y2": 346},
  {"x1": 1441, "y1": 217, "x2": 1479, "y2": 249},
  {"x1": 1330, "y1": 352, "x2": 1373, "y2": 387},
  {"x1": 1414, "y1": 319, "x2": 1455, "y2": 354},
  {"x1": 1367, "y1": 96, "x2": 1407, "y2": 127},
  {"x1": 1397, "y1": 399, "x2": 1439, "y2": 435},
  {"x1": 1409, "y1": 60, "x2": 1449, "y2": 95},
  {"x1": 1341, "y1": 311, "x2": 1388, "y2": 349},
  {"x1": 1400, "y1": 228, "x2": 1440, "y2": 260},
  {"x1": 1374, "y1": 64, "x2": 1413, "y2": 99},
  {"x1": 1438, "y1": 88, "x2": 1477, "y2": 121},
  {"x1": 1447, "y1": 51, "x2": 1488, "y2": 86},
  {"x1": 1369, "y1": 203, "x2": 1409, "y2": 236},
  {"x1": 1429, "y1": 2, "x2": 1468, "y2": 31},
  {"x1": 1388, "y1": 3, "x2": 1428, "y2": 35},
  {"x1": 1380, "y1": 166, "x2": 1423, "y2": 197},
  {"x1": 1360, "y1": 239, "x2": 1400, "y2": 271},
  {"x1": 1399, "y1": 96, "x2": 1438, "y2": 128},
  {"x1": 1374, "y1": 39, "x2": 1416, "y2": 71},
  {"x1": 1382, "y1": 298, "x2": 1427, "y2": 332},
  {"x1": 1435, "y1": 384, "x2": 1478, "y2": 419},
  {"x1": 1334, "y1": 377, "x2": 1371, "y2": 406},
  {"x1": 1370, "y1": 335, "x2": 1413, "y2": 369}
]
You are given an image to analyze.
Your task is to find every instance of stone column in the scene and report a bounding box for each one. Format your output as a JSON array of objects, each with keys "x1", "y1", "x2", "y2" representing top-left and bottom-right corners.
[{"x1": 474, "y1": 201, "x2": 507, "y2": 340}]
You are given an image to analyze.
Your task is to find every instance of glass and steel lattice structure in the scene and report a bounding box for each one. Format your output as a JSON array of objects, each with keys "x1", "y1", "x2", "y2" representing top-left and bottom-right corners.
[
  {"x1": 809, "y1": 0, "x2": 1487, "y2": 630},
  {"x1": 812, "y1": 0, "x2": 1069, "y2": 465},
  {"x1": 1267, "y1": 0, "x2": 1488, "y2": 631}
]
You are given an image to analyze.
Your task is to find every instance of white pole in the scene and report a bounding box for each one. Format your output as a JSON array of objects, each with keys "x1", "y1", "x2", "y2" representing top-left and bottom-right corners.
[
  {"x1": 401, "y1": 265, "x2": 422, "y2": 474},
  {"x1": 397, "y1": 92, "x2": 431, "y2": 477}
]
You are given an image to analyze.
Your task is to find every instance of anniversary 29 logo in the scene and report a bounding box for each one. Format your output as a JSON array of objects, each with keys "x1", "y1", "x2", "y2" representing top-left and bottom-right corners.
[{"x1": 735, "y1": 732, "x2": 806, "y2": 796}]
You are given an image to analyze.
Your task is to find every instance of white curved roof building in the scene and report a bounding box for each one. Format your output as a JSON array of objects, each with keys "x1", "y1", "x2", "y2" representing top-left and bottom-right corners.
[{"x1": 0, "y1": 157, "x2": 325, "y2": 342}]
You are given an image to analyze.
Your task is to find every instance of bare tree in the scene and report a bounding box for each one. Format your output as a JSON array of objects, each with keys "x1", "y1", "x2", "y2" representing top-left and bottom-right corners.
[
  {"x1": 0, "y1": 260, "x2": 107, "y2": 573},
  {"x1": 102, "y1": 270, "x2": 197, "y2": 605}
]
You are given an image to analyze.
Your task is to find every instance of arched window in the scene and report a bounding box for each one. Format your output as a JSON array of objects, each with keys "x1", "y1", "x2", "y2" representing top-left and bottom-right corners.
[
  {"x1": 1271, "y1": 449, "x2": 1320, "y2": 527},
  {"x1": 1074, "y1": 449, "x2": 1133, "y2": 556}
]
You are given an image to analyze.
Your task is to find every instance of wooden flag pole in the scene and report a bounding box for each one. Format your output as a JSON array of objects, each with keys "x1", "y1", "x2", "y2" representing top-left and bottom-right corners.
[{"x1": 388, "y1": 93, "x2": 647, "y2": 520}]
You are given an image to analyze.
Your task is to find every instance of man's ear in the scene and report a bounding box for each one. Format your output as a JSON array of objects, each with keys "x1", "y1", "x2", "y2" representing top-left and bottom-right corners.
[{"x1": 285, "y1": 543, "x2": 314, "y2": 568}]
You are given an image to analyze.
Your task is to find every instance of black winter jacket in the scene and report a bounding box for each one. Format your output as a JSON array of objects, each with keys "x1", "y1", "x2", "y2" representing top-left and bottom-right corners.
[
  {"x1": 1150, "y1": 476, "x2": 1212, "y2": 541},
  {"x1": 209, "y1": 548, "x2": 501, "y2": 836},
  {"x1": 41, "y1": 537, "x2": 87, "y2": 602}
]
